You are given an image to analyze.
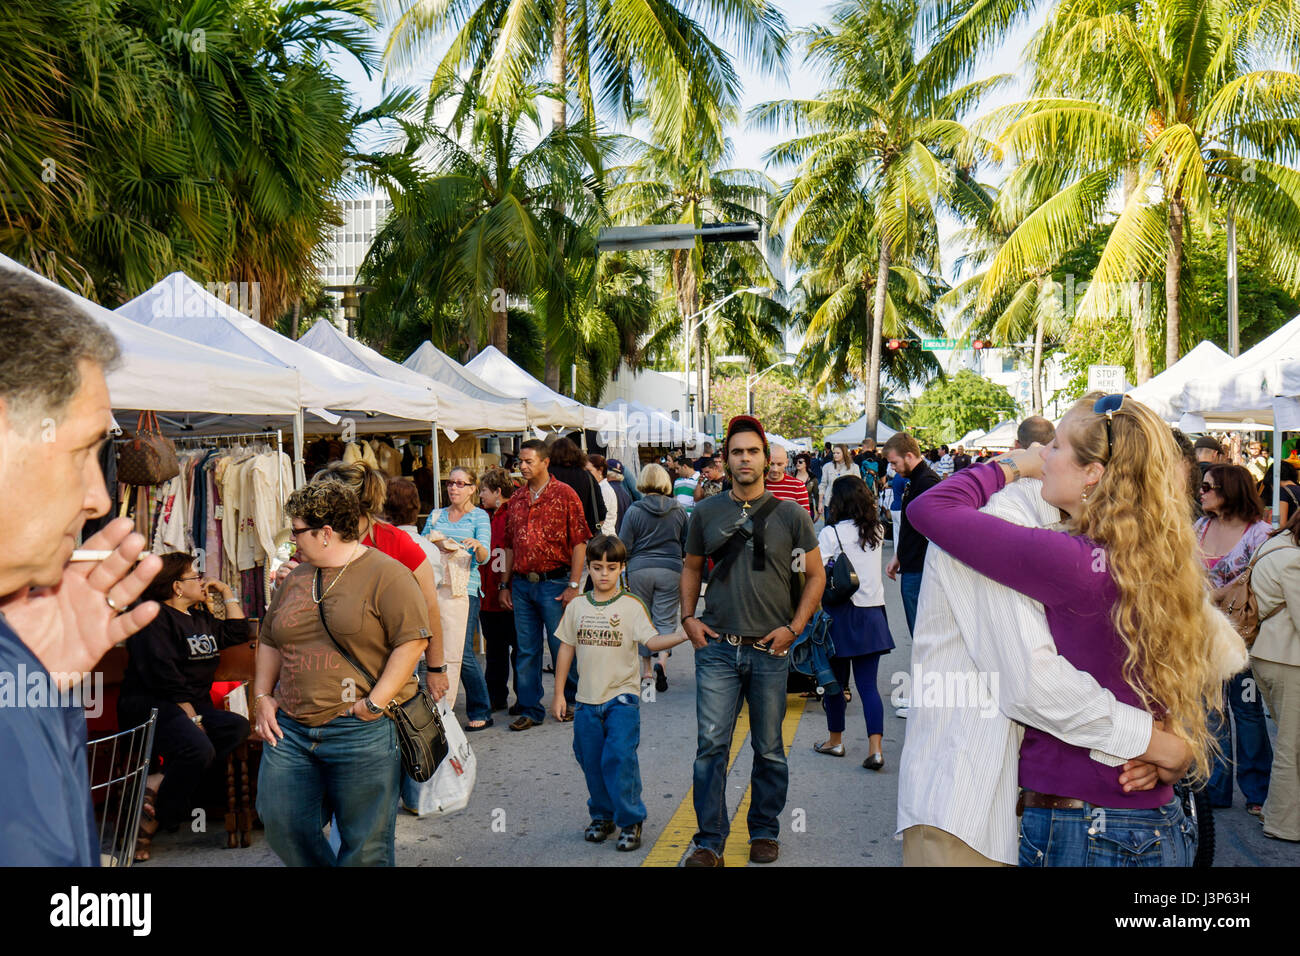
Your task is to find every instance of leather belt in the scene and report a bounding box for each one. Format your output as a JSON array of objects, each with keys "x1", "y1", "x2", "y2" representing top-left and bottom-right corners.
[
  {"x1": 718, "y1": 634, "x2": 765, "y2": 646},
  {"x1": 1016, "y1": 790, "x2": 1087, "y2": 815},
  {"x1": 521, "y1": 567, "x2": 569, "y2": 583}
]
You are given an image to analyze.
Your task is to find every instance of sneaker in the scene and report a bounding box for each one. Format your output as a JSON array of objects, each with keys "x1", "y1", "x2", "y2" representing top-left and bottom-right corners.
[
  {"x1": 584, "y1": 819, "x2": 616, "y2": 843},
  {"x1": 616, "y1": 822, "x2": 643, "y2": 851},
  {"x1": 1247, "y1": 803, "x2": 1264, "y2": 817}
]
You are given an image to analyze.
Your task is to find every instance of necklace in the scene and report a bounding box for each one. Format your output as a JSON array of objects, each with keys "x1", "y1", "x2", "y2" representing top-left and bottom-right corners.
[
  {"x1": 529, "y1": 478, "x2": 550, "y2": 502},
  {"x1": 729, "y1": 490, "x2": 759, "y2": 511},
  {"x1": 312, "y1": 543, "x2": 363, "y2": 604}
]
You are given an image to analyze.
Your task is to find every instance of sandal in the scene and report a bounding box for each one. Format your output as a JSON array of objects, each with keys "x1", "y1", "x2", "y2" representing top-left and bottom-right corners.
[
  {"x1": 844, "y1": 689, "x2": 852, "y2": 704},
  {"x1": 584, "y1": 819, "x2": 616, "y2": 843},
  {"x1": 134, "y1": 787, "x2": 159, "y2": 862},
  {"x1": 465, "y1": 718, "x2": 494, "y2": 732},
  {"x1": 813, "y1": 740, "x2": 845, "y2": 757}
]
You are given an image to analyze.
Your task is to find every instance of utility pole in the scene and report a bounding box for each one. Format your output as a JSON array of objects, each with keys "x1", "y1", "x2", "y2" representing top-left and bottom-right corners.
[{"x1": 1227, "y1": 213, "x2": 1239, "y2": 356}]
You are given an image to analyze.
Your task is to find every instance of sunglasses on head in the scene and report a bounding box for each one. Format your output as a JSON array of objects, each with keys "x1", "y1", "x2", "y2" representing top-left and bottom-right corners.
[{"x1": 1093, "y1": 393, "x2": 1124, "y2": 457}]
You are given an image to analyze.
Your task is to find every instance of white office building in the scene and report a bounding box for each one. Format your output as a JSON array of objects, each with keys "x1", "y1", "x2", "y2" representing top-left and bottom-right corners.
[{"x1": 318, "y1": 196, "x2": 392, "y2": 287}]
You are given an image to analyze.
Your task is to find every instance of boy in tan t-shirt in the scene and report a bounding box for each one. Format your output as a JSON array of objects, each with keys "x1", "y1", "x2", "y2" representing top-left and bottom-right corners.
[{"x1": 553, "y1": 534, "x2": 686, "y2": 851}]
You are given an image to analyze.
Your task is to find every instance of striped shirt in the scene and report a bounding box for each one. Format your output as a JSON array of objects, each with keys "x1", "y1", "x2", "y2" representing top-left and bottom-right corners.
[
  {"x1": 767, "y1": 472, "x2": 813, "y2": 517},
  {"x1": 895, "y1": 478, "x2": 1152, "y2": 864}
]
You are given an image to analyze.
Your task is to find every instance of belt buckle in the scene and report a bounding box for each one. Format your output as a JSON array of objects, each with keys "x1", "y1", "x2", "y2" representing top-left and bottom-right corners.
[
  {"x1": 725, "y1": 634, "x2": 741, "y2": 646},
  {"x1": 525, "y1": 572, "x2": 541, "y2": 583}
]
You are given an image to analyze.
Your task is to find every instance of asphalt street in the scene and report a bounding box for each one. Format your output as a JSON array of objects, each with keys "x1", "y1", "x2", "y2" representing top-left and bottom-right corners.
[{"x1": 153, "y1": 538, "x2": 1300, "y2": 868}]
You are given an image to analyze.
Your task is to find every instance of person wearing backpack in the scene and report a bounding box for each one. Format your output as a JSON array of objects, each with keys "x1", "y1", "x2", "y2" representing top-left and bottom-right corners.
[
  {"x1": 1247, "y1": 508, "x2": 1300, "y2": 842},
  {"x1": 812, "y1": 476, "x2": 894, "y2": 770},
  {"x1": 620, "y1": 463, "x2": 688, "y2": 691}
]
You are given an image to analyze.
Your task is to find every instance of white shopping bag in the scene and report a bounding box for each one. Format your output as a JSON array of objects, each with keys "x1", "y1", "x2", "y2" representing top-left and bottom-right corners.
[{"x1": 400, "y1": 701, "x2": 476, "y2": 816}]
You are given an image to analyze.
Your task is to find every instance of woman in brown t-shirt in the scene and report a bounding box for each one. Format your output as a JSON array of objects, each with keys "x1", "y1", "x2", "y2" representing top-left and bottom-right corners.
[{"x1": 252, "y1": 481, "x2": 429, "y2": 866}]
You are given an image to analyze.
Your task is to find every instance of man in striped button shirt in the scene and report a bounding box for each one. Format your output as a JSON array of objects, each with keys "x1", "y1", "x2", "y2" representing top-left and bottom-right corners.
[{"x1": 896, "y1": 438, "x2": 1158, "y2": 866}]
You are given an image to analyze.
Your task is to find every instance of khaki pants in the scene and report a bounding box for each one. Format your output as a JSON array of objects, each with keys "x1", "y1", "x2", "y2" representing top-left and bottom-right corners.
[
  {"x1": 902, "y1": 825, "x2": 1011, "y2": 867},
  {"x1": 1252, "y1": 658, "x2": 1300, "y2": 841}
]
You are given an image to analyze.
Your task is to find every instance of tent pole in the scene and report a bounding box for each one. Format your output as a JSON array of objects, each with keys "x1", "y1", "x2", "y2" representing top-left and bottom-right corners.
[
  {"x1": 292, "y1": 411, "x2": 305, "y2": 489},
  {"x1": 1274, "y1": 418, "x2": 1283, "y2": 529},
  {"x1": 431, "y1": 424, "x2": 442, "y2": 510}
]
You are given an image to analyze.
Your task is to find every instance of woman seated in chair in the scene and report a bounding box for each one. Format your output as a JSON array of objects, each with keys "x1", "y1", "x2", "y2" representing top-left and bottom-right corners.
[{"x1": 118, "y1": 553, "x2": 252, "y2": 860}]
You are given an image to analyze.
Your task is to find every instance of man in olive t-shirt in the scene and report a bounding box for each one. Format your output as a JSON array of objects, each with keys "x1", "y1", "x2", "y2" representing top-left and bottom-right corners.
[{"x1": 679, "y1": 415, "x2": 824, "y2": 866}]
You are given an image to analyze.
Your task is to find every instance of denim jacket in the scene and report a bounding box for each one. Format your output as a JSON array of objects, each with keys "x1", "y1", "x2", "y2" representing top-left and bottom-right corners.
[{"x1": 789, "y1": 611, "x2": 839, "y2": 695}]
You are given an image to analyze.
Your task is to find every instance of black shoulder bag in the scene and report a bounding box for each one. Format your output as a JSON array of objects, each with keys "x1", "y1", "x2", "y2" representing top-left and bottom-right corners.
[
  {"x1": 821, "y1": 525, "x2": 861, "y2": 607},
  {"x1": 708, "y1": 496, "x2": 815, "y2": 613},
  {"x1": 315, "y1": 569, "x2": 448, "y2": 782}
]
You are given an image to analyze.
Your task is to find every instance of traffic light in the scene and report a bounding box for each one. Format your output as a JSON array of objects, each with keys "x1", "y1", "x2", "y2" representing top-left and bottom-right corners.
[
  {"x1": 887, "y1": 338, "x2": 905, "y2": 351},
  {"x1": 972, "y1": 339, "x2": 986, "y2": 350}
]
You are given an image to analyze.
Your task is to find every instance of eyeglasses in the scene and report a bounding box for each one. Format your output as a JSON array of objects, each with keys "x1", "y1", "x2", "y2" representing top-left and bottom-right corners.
[
  {"x1": 289, "y1": 525, "x2": 319, "y2": 538},
  {"x1": 447, "y1": 480, "x2": 475, "y2": 488},
  {"x1": 1093, "y1": 393, "x2": 1124, "y2": 457},
  {"x1": 178, "y1": 574, "x2": 203, "y2": 582},
  {"x1": 1200, "y1": 482, "x2": 1218, "y2": 494}
]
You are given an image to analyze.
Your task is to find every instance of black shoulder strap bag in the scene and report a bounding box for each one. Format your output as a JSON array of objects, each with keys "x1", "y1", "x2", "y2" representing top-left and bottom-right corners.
[{"x1": 315, "y1": 569, "x2": 448, "y2": 782}]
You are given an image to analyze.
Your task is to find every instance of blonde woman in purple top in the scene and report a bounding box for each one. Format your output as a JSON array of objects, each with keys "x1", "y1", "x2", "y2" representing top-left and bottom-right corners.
[{"x1": 909, "y1": 393, "x2": 1227, "y2": 867}]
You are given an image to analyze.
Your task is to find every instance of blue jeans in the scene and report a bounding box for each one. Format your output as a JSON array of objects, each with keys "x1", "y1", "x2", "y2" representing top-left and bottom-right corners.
[
  {"x1": 1207, "y1": 669, "x2": 1273, "y2": 806},
  {"x1": 460, "y1": 595, "x2": 493, "y2": 723},
  {"x1": 513, "y1": 578, "x2": 578, "y2": 722},
  {"x1": 573, "y1": 694, "x2": 646, "y2": 827},
  {"x1": 1019, "y1": 797, "x2": 1195, "y2": 867},
  {"x1": 900, "y1": 572, "x2": 922, "y2": 636},
  {"x1": 692, "y1": 638, "x2": 791, "y2": 853},
  {"x1": 257, "y1": 712, "x2": 400, "y2": 866}
]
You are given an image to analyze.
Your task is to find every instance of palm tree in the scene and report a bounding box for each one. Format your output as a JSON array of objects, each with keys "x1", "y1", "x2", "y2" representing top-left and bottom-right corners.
[
  {"x1": 942, "y1": 174, "x2": 1075, "y2": 414},
  {"x1": 754, "y1": 0, "x2": 1002, "y2": 439},
  {"x1": 359, "y1": 80, "x2": 602, "y2": 360},
  {"x1": 379, "y1": 0, "x2": 787, "y2": 153},
  {"x1": 972, "y1": 0, "x2": 1300, "y2": 373},
  {"x1": 609, "y1": 125, "x2": 783, "y2": 415}
]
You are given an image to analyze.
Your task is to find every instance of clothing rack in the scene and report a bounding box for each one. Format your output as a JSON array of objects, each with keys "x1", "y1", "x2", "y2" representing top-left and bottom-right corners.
[{"x1": 118, "y1": 430, "x2": 286, "y2": 513}]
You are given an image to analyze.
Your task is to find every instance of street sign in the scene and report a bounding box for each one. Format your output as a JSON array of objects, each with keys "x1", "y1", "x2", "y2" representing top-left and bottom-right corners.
[
  {"x1": 1087, "y1": 364, "x2": 1127, "y2": 394},
  {"x1": 922, "y1": 338, "x2": 958, "y2": 350}
]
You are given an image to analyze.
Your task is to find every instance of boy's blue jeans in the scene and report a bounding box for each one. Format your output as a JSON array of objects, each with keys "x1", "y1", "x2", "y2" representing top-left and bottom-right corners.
[{"x1": 573, "y1": 693, "x2": 646, "y2": 828}]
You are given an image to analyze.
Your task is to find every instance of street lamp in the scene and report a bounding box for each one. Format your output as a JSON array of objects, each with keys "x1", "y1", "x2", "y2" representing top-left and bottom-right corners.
[
  {"x1": 682, "y1": 286, "x2": 772, "y2": 429},
  {"x1": 324, "y1": 283, "x2": 376, "y2": 338},
  {"x1": 719, "y1": 353, "x2": 798, "y2": 415}
]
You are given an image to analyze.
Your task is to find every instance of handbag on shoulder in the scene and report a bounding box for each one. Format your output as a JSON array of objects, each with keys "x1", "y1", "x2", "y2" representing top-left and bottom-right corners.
[
  {"x1": 1212, "y1": 549, "x2": 1286, "y2": 648},
  {"x1": 821, "y1": 525, "x2": 861, "y2": 607},
  {"x1": 315, "y1": 570, "x2": 449, "y2": 781},
  {"x1": 117, "y1": 411, "x2": 180, "y2": 486}
]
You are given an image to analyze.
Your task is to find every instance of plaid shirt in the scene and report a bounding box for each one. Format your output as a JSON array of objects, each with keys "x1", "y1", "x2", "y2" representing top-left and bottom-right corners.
[{"x1": 504, "y1": 476, "x2": 591, "y2": 574}]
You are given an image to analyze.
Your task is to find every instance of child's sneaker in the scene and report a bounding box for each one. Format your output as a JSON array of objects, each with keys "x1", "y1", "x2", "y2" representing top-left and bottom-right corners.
[
  {"x1": 616, "y1": 822, "x2": 643, "y2": 851},
  {"x1": 584, "y1": 819, "x2": 616, "y2": 843}
]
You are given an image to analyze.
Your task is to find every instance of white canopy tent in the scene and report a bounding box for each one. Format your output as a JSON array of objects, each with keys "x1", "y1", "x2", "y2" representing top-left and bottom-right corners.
[
  {"x1": 972, "y1": 419, "x2": 1017, "y2": 450},
  {"x1": 299, "y1": 321, "x2": 514, "y2": 434},
  {"x1": 117, "y1": 273, "x2": 444, "y2": 485},
  {"x1": 0, "y1": 255, "x2": 301, "y2": 421},
  {"x1": 464, "y1": 346, "x2": 621, "y2": 436},
  {"x1": 824, "y1": 416, "x2": 898, "y2": 446},
  {"x1": 602, "y1": 398, "x2": 704, "y2": 446},
  {"x1": 1125, "y1": 340, "x2": 1232, "y2": 423},
  {"x1": 955, "y1": 428, "x2": 987, "y2": 448},
  {"x1": 1177, "y1": 316, "x2": 1300, "y2": 524},
  {"x1": 403, "y1": 341, "x2": 576, "y2": 431},
  {"x1": 767, "y1": 432, "x2": 809, "y2": 452}
]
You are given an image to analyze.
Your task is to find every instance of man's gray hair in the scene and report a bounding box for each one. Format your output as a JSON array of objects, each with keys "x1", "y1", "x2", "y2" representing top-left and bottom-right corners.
[
  {"x1": 1016, "y1": 415, "x2": 1055, "y2": 449},
  {"x1": 0, "y1": 270, "x2": 120, "y2": 433}
]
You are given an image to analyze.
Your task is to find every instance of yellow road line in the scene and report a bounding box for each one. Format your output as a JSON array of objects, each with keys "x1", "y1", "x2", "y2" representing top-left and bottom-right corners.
[
  {"x1": 643, "y1": 694, "x2": 809, "y2": 867},
  {"x1": 642, "y1": 704, "x2": 751, "y2": 867},
  {"x1": 722, "y1": 695, "x2": 807, "y2": 867}
]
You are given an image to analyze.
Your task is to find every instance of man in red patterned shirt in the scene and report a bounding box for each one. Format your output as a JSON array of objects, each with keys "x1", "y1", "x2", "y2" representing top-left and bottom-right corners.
[
  {"x1": 766, "y1": 444, "x2": 813, "y2": 518},
  {"x1": 500, "y1": 439, "x2": 591, "y2": 730}
]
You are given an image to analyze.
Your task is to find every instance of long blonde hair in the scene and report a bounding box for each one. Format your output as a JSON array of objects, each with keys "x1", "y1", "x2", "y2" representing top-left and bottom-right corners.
[{"x1": 1066, "y1": 392, "x2": 1222, "y2": 781}]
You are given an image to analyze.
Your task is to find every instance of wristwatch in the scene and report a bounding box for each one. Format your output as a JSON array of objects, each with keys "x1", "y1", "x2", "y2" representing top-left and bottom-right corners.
[
  {"x1": 362, "y1": 697, "x2": 384, "y2": 715},
  {"x1": 427, "y1": 664, "x2": 448, "y2": 674},
  {"x1": 567, "y1": 581, "x2": 580, "y2": 589},
  {"x1": 497, "y1": 581, "x2": 510, "y2": 590},
  {"x1": 682, "y1": 614, "x2": 698, "y2": 626}
]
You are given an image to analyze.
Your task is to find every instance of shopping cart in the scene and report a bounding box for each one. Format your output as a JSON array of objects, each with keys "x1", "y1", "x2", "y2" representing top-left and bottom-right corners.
[{"x1": 87, "y1": 709, "x2": 157, "y2": 867}]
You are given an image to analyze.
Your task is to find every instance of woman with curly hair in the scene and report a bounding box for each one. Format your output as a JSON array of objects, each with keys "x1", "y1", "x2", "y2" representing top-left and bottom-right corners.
[
  {"x1": 909, "y1": 393, "x2": 1239, "y2": 866},
  {"x1": 252, "y1": 481, "x2": 430, "y2": 866}
]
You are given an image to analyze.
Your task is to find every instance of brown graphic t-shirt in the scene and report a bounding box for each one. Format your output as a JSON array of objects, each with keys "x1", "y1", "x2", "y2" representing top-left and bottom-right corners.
[{"x1": 261, "y1": 548, "x2": 429, "y2": 726}]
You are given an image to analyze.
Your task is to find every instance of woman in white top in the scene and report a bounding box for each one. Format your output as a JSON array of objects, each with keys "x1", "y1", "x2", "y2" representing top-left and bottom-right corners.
[
  {"x1": 812, "y1": 475, "x2": 895, "y2": 770},
  {"x1": 819, "y1": 444, "x2": 857, "y2": 516},
  {"x1": 586, "y1": 454, "x2": 618, "y2": 536}
]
